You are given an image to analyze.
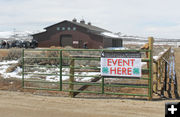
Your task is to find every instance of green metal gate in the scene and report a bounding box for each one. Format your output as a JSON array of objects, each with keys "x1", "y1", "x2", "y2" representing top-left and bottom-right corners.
[{"x1": 22, "y1": 38, "x2": 154, "y2": 100}]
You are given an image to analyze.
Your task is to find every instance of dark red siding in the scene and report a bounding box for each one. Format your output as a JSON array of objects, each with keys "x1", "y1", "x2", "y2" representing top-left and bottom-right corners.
[
  {"x1": 33, "y1": 20, "x2": 122, "y2": 49},
  {"x1": 36, "y1": 30, "x2": 103, "y2": 49}
]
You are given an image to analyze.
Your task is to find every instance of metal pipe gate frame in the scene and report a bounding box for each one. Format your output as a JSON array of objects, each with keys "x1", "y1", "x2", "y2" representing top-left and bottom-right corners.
[{"x1": 21, "y1": 37, "x2": 154, "y2": 100}]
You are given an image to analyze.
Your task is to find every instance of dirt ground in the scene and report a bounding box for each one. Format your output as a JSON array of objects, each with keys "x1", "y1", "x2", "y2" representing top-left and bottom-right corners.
[
  {"x1": 0, "y1": 90, "x2": 179, "y2": 117},
  {"x1": 174, "y1": 48, "x2": 180, "y2": 95},
  {"x1": 0, "y1": 49, "x2": 9, "y2": 58}
]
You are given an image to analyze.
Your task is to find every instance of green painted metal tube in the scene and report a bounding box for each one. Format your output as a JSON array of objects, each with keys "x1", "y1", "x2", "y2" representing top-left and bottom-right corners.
[
  {"x1": 24, "y1": 87, "x2": 60, "y2": 91},
  {"x1": 24, "y1": 87, "x2": 148, "y2": 97},
  {"x1": 142, "y1": 59, "x2": 150, "y2": 62},
  {"x1": 63, "y1": 90, "x2": 101, "y2": 94},
  {"x1": 142, "y1": 69, "x2": 149, "y2": 74},
  {"x1": 24, "y1": 49, "x2": 102, "y2": 51},
  {"x1": 71, "y1": 58, "x2": 100, "y2": 60},
  {"x1": 62, "y1": 74, "x2": 100, "y2": 77},
  {"x1": 59, "y1": 50, "x2": 62, "y2": 91},
  {"x1": 24, "y1": 57, "x2": 59, "y2": 59},
  {"x1": 22, "y1": 49, "x2": 24, "y2": 88},
  {"x1": 148, "y1": 55, "x2": 152, "y2": 98},
  {"x1": 24, "y1": 80, "x2": 59, "y2": 84},
  {"x1": 70, "y1": 66, "x2": 100, "y2": 70},
  {"x1": 62, "y1": 65, "x2": 100, "y2": 69},
  {"x1": 62, "y1": 49, "x2": 149, "y2": 52},
  {"x1": 24, "y1": 65, "x2": 59, "y2": 68},
  {"x1": 142, "y1": 68, "x2": 149, "y2": 71},
  {"x1": 104, "y1": 84, "x2": 149, "y2": 88},
  {"x1": 105, "y1": 92, "x2": 149, "y2": 97},
  {"x1": 62, "y1": 57, "x2": 100, "y2": 60},
  {"x1": 99, "y1": 76, "x2": 150, "y2": 80},
  {"x1": 63, "y1": 82, "x2": 100, "y2": 86},
  {"x1": 24, "y1": 48, "x2": 150, "y2": 52},
  {"x1": 23, "y1": 72, "x2": 59, "y2": 76},
  {"x1": 24, "y1": 49, "x2": 61, "y2": 51},
  {"x1": 140, "y1": 77, "x2": 150, "y2": 80},
  {"x1": 102, "y1": 77, "x2": 104, "y2": 94}
]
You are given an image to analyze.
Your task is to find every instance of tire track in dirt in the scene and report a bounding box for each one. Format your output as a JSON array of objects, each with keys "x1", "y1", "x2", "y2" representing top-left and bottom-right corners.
[{"x1": 0, "y1": 90, "x2": 180, "y2": 117}]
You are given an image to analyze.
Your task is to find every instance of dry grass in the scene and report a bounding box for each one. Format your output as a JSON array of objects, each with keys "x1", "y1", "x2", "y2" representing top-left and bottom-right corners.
[
  {"x1": 0, "y1": 48, "x2": 22, "y2": 61},
  {"x1": 0, "y1": 49, "x2": 9, "y2": 60},
  {"x1": 6, "y1": 63, "x2": 20, "y2": 73}
]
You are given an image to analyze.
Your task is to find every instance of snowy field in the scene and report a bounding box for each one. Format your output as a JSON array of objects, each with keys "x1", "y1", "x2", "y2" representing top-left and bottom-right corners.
[
  {"x1": 124, "y1": 41, "x2": 180, "y2": 47},
  {"x1": 0, "y1": 60, "x2": 21, "y2": 78},
  {"x1": 0, "y1": 51, "x2": 166, "y2": 82},
  {"x1": 0, "y1": 60, "x2": 100, "y2": 82}
]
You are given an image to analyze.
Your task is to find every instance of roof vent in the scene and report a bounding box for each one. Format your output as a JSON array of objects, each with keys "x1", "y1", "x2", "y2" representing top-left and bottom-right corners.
[
  {"x1": 80, "y1": 19, "x2": 85, "y2": 24},
  {"x1": 88, "y1": 22, "x2": 91, "y2": 25},
  {"x1": 72, "y1": 18, "x2": 77, "y2": 22}
]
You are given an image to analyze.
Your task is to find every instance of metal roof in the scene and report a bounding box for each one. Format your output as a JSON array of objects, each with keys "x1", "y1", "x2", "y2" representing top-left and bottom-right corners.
[{"x1": 44, "y1": 20, "x2": 111, "y2": 33}]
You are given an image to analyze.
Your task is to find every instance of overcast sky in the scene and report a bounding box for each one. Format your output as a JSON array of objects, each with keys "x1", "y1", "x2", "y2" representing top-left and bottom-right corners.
[{"x1": 0, "y1": 0, "x2": 180, "y2": 38}]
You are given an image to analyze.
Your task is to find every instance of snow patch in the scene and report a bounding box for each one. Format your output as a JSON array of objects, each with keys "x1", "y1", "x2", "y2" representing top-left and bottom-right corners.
[
  {"x1": 0, "y1": 60, "x2": 21, "y2": 78},
  {"x1": 141, "y1": 62, "x2": 147, "y2": 67},
  {"x1": 106, "y1": 47, "x2": 128, "y2": 50},
  {"x1": 0, "y1": 60, "x2": 99, "y2": 82},
  {"x1": 153, "y1": 56, "x2": 158, "y2": 60},
  {"x1": 101, "y1": 32, "x2": 120, "y2": 38},
  {"x1": 0, "y1": 31, "x2": 13, "y2": 38},
  {"x1": 0, "y1": 60, "x2": 18, "y2": 65}
]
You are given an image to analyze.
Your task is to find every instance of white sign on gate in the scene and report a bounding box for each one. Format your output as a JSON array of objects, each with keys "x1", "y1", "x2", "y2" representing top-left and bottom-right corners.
[{"x1": 101, "y1": 52, "x2": 141, "y2": 77}]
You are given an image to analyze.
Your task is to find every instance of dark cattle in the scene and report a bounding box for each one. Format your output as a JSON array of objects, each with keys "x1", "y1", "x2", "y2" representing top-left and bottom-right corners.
[
  {"x1": 2, "y1": 41, "x2": 6, "y2": 48},
  {"x1": 8, "y1": 40, "x2": 21, "y2": 48},
  {"x1": 10, "y1": 40, "x2": 15, "y2": 48},
  {"x1": 6, "y1": 42, "x2": 10, "y2": 49},
  {"x1": 0, "y1": 40, "x2": 38, "y2": 49},
  {"x1": 16, "y1": 40, "x2": 23, "y2": 48},
  {"x1": 0, "y1": 40, "x2": 2, "y2": 48},
  {"x1": 30, "y1": 40, "x2": 38, "y2": 48},
  {"x1": 22, "y1": 41, "x2": 31, "y2": 48}
]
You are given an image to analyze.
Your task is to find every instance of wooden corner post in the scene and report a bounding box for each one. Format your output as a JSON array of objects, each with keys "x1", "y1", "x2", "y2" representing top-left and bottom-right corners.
[
  {"x1": 69, "y1": 58, "x2": 75, "y2": 98},
  {"x1": 148, "y1": 37, "x2": 154, "y2": 100}
]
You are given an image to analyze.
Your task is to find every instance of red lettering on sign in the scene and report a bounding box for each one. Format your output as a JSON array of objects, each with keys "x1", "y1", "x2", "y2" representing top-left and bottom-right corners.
[
  {"x1": 123, "y1": 59, "x2": 129, "y2": 66},
  {"x1": 107, "y1": 59, "x2": 136, "y2": 67},
  {"x1": 127, "y1": 68, "x2": 132, "y2": 75},
  {"x1": 122, "y1": 67, "x2": 126, "y2": 75},
  {"x1": 112, "y1": 59, "x2": 118, "y2": 66},
  {"x1": 118, "y1": 59, "x2": 122, "y2": 66},
  {"x1": 117, "y1": 67, "x2": 121, "y2": 75},
  {"x1": 107, "y1": 59, "x2": 112, "y2": 66},
  {"x1": 130, "y1": 59, "x2": 135, "y2": 66},
  {"x1": 110, "y1": 67, "x2": 116, "y2": 74}
]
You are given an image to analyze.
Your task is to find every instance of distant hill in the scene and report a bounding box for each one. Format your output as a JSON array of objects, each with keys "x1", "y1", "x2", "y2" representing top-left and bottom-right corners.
[
  {"x1": 120, "y1": 35, "x2": 180, "y2": 42},
  {"x1": 0, "y1": 30, "x2": 43, "y2": 41},
  {"x1": 0, "y1": 31, "x2": 180, "y2": 42}
]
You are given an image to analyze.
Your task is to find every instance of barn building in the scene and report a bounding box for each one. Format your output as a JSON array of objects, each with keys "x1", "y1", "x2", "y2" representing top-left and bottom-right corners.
[{"x1": 32, "y1": 19, "x2": 123, "y2": 49}]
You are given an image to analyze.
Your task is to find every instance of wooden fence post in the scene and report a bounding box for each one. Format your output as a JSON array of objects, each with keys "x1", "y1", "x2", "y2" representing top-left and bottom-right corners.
[
  {"x1": 148, "y1": 37, "x2": 154, "y2": 100},
  {"x1": 158, "y1": 60, "x2": 161, "y2": 89},
  {"x1": 69, "y1": 58, "x2": 75, "y2": 98},
  {"x1": 155, "y1": 62, "x2": 158, "y2": 93},
  {"x1": 164, "y1": 62, "x2": 168, "y2": 91}
]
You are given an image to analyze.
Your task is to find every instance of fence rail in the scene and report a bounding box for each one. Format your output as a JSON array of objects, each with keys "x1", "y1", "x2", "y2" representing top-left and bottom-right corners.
[{"x1": 153, "y1": 47, "x2": 174, "y2": 98}]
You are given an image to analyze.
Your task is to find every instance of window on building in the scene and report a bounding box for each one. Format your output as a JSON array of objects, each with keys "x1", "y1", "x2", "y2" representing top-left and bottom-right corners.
[
  {"x1": 112, "y1": 39, "x2": 122, "y2": 47},
  {"x1": 67, "y1": 27, "x2": 71, "y2": 30},
  {"x1": 56, "y1": 27, "x2": 60, "y2": 31},
  {"x1": 73, "y1": 27, "x2": 76, "y2": 31},
  {"x1": 62, "y1": 27, "x2": 65, "y2": 30}
]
